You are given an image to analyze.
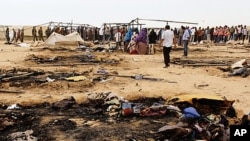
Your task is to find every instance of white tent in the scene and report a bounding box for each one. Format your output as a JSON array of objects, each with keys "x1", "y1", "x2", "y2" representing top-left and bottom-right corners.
[{"x1": 44, "y1": 32, "x2": 84, "y2": 46}]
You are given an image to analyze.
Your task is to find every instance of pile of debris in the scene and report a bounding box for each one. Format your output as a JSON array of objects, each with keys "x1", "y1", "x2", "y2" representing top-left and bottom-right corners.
[
  {"x1": 172, "y1": 57, "x2": 232, "y2": 67},
  {"x1": 218, "y1": 59, "x2": 250, "y2": 78},
  {"x1": 0, "y1": 68, "x2": 93, "y2": 90},
  {"x1": 25, "y1": 53, "x2": 119, "y2": 66},
  {"x1": 86, "y1": 92, "x2": 241, "y2": 140},
  {"x1": 0, "y1": 92, "x2": 247, "y2": 140}
]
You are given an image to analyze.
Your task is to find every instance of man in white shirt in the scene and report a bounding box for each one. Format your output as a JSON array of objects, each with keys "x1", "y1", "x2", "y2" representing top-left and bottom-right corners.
[
  {"x1": 190, "y1": 27, "x2": 196, "y2": 44},
  {"x1": 182, "y1": 26, "x2": 190, "y2": 57},
  {"x1": 242, "y1": 25, "x2": 248, "y2": 44},
  {"x1": 114, "y1": 30, "x2": 122, "y2": 50},
  {"x1": 160, "y1": 25, "x2": 177, "y2": 68},
  {"x1": 99, "y1": 28, "x2": 104, "y2": 42}
]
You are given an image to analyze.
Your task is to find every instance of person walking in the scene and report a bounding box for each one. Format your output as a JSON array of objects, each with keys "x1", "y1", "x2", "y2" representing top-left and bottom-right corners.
[
  {"x1": 182, "y1": 26, "x2": 190, "y2": 57},
  {"x1": 160, "y1": 25, "x2": 176, "y2": 68}
]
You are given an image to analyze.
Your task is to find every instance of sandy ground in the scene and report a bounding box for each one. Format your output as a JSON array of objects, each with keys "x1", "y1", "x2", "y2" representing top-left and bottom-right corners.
[{"x1": 0, "y1": 40, "x2": 250, "y2": 117}]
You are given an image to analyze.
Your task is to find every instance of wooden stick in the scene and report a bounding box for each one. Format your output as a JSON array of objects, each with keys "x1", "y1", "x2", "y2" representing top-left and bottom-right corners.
[
  {"x1": 93, "y1": 73, "x2": 164, "y2": 81},
  {"x1": 183, "y1": 63, "x2": 228, "y2": 66},
  {"x1": 38, "y1": 62, "x2": 119, "y2": 66},
  {"x1": 0, "y1": 89, "x2": 24, "y2": 94},
  {"x1": 1, "y1": 72, "x2": 34, "y2": 81},
  {"x1": 93, "y1": 73, "x2": 132, "y2": 78}
]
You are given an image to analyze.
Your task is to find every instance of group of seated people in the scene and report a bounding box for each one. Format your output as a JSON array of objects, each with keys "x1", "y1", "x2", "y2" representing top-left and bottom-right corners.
[{"x1": 124, "y1": 28, "x2": 152, "y2": 55}]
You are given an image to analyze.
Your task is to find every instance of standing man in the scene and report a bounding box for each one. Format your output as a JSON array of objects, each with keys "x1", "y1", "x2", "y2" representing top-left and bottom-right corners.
[
  {"x1": 38, "y1": 27, "x2": 44, "y2": 42},
  {"x1": 45, "y1": 27, "x2": 51, "y2": 39},
  {"x1": 20, "y1": 28, "x2": 24, "y2": 42},
  {"x1": 148, "y1": 29, "x2": 157, "y2": 54},
  {"x1": 5, "y1": 26, "x2": 10, "y2": 44},
  {"x1": 178, "y1": 26, "x2": 184, "y2": 46},
  {"x1": 16, "y1": 28, "x2": 21, "y2": 42},
  {"x1": 114, "y1": 29, "x2": 122, "y2": 50},
  {"x1": 160, "y1": 25, "x2": 177, "y2": 68},
  {"x1": 32, "y1": 26, "x2": 38, "y2": 42},
  {"x1": 182, "y1": 26, "x2": 190, "y2": 57},
  {"x1": 206, "y1": 26, "x2": 211, "y2": 47},
  {"x1": 11, "y1": 28, "x2": 16, "y2": 43},
  {"x1": 242, "y1": 25, "x2": 248, "y2": 44},
  {"x1": 249, "y1": 29, "x2": 250, "y2": 44}
]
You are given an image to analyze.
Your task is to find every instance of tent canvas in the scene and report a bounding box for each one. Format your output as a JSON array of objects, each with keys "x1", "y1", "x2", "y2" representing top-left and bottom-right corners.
[{"x1": 44, "y1": 32, "x2": 84, "y2": 46}]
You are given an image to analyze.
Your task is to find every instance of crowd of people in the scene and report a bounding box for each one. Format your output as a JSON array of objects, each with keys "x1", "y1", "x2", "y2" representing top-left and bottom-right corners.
[
  {"x1": 4, "y1": 24, "x2": 250, "y2": 52},
  {"x1": 5, "y1": 27, "x2": 24, "y2": 44},
  {"x1": 3, "y1": 24, "x2": 250, "y2": 69},
  {"x1": 187, "y1": 25, "x2": 250, "y2": 45}
]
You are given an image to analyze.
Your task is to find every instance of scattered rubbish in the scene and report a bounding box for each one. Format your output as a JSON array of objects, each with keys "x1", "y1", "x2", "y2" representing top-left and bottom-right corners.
[
  {"x1": 134, "y1": 74, "x2": 143, "y2": 80},
  {"x1": 94, "y1": 72, "x2": 164, "y2": 81},
  {"x1": 6, "y1": 104, "x2": 22, "y2": 110},
  {"x1": 218, "y1": 59, "x2": 250, "y2": 78},
  {"x1": 105, "y1": 98, "x2": 120, "y2": 105},
  {"x1": 7, "y1": 130, "x2": 37, "y2": 141},
  {"x1": 166, "y1": 94, "x2": 235, "y2": 115},
  {"x1": 132, "y1": 103, "x2": 143, "y2": 114},
  {"x1": 64, "y1": 75, "x2": 88, "y2": 82},
  {"x1": 0, "y1": 119, "x2": 14, "y2": 131},
  {"x1": 156, "y1": 125, "x2": 192, "y2": 141},
  {"x1": 46, "y1": 77, "x2": 55, "y2": 82},
  {"x1": 231, "y1": 59, "x2": 247, "y2": 69},
  {"x1": 228, "y1": 59, "x2": 250, "y2": 77},
  {"x1": 1, "y1": 72, "x2": 35, "y2": 82},
  {"x1": 172, "y1": 57, "x2": 233, "y2": 67},
  {"x1": 132, "y1": 58, "x2": 139, "y2": 62},
  {"x1": 0, "y1": 67, "x2": 95, "y2": 89},
  {"x1": 121, "y1": 102, "x2": 133, "y2": 116},
  {"x1": 97, "y1": 68, "x2": 108, "y2": 74},
  {"x1": 17, "y1": 43, "x2": 31, "y2": 48},
  {"x1": 197, "y1": 84, "x2": 209, "y2": 87},
  {"x1": 52, "y1": 96, "x2": 76, "y2": 110},
  {"x1": 0, "y1": 93, "x2": 240, "y2": 141},
  {"x1": 25, "y1": 54, "x2": 119, "y2": 65},
  {"x1": 182, "y1": 107, "x2": 200, "y2": 118}
]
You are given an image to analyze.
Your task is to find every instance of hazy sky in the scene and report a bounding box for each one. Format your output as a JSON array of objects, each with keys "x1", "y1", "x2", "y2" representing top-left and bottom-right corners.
[{"x1": 1, "y1": 0, "x2": 250, "y2": 28}]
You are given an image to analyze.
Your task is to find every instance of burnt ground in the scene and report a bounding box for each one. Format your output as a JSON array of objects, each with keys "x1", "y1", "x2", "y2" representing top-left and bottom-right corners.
[
  {"x1": 0, "y1": 97, "x2": 179, "y2": 141},
  {"x1": 0, "y1": 44, "x2": 249, "y2": 141},
  {"x1": 0, "y1": 47, "x2": 177, "y2": 141}
]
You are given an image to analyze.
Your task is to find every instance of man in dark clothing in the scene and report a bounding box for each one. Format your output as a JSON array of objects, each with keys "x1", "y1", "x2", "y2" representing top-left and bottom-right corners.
[
  {"x1": 148, "y1": 29, "x2": 157, "y2": 54},
  {"x1": 16, "y1": 29, "x2": 21, "y2": 42},
  {"x1": 20, "y1": 28, "x2": 24, "y2": 42},
  {"x1": 45, "y1": 27, "x2": 51, "y2": 38},
  {"x1": 5, "y1": 27, "x2": 10, "y2": 44},
  {"x1": 32, "y1": 26, "x2": 38, "y2": 42},
  {"x1": 148, "y1": 29, "x2": 157, "y2": 44},
  {"x1": 38, "y1": 27, "x2": 44, "y2": 42},
  {"x1": 11, "y1": 28, "x2": 16, "y2": 43}
]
